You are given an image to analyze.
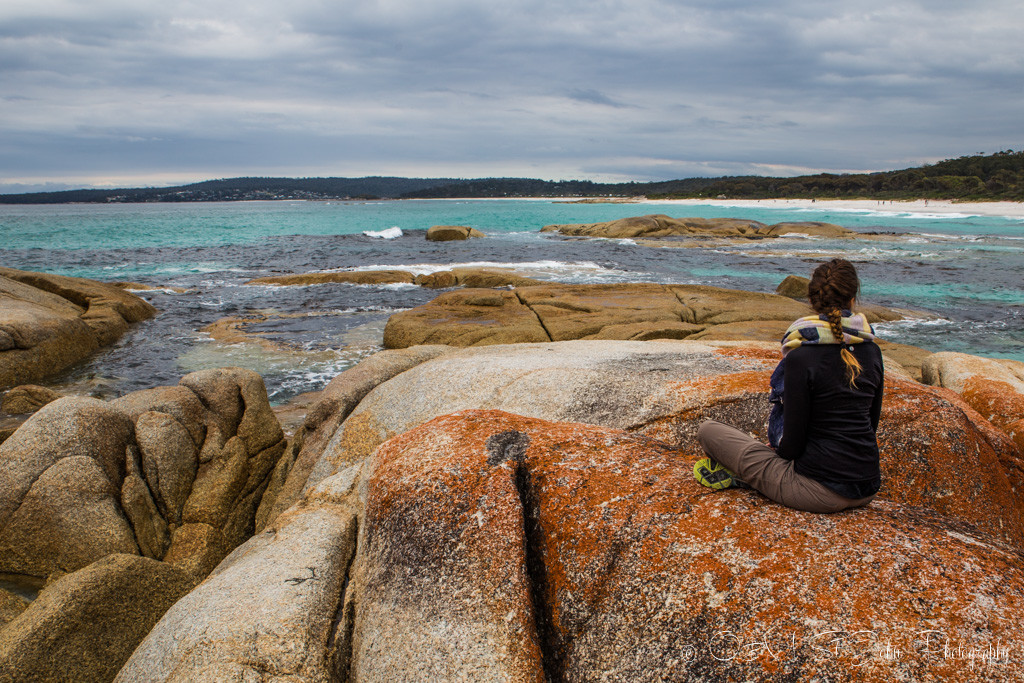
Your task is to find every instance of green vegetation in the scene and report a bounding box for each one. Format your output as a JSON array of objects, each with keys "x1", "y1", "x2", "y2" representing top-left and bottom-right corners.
[
  {"x1": 650, "y1": 150, "x2": 1024, "y2": 201},
  {"x1": 2, "y1": 150, "x2": 1021, "y2": 204}
]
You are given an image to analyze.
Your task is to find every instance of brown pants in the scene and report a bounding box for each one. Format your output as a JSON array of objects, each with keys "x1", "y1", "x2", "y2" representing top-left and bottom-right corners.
[{"x1": 696, "y1": 420, "x2": 875, "y2": 513}]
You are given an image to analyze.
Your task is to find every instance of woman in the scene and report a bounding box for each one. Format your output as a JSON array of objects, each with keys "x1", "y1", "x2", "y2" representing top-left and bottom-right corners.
[{"x1": 693, "y1": 258, "x2": 884, "y2": 513}]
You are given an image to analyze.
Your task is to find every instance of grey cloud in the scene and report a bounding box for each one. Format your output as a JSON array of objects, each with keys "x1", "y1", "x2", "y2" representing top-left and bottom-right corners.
[
  {"x1": 0, "y1": 0, "x2": 1021, "y2": 187},
  {"x1": 566, "y1": 89, "x2": 633, "y2": 108}
]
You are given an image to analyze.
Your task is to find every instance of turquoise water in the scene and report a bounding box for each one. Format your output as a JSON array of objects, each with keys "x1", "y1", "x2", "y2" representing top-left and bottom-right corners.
[
  {"x1": 1, "y1": 199, "x2": 1022, "y2": 401},
  {"x1": 4, "y1": 199, "x2": 1023, "y2": 251}
]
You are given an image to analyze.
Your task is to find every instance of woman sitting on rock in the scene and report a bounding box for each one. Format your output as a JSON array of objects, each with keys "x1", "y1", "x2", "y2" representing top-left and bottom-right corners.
[{"x1": 693, "y1": 258, "x2": 884, "y2": 513}]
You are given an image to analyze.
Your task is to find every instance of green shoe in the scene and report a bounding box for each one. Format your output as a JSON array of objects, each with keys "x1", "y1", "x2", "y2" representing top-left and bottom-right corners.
[{"x1": 694, "y1": 457, "x2": 737, "y2": 490}]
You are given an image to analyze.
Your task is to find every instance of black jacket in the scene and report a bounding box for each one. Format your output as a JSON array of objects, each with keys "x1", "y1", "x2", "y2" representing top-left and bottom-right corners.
[{"x1": 776, "y1": 342, "x2": 884, "y2": 498}]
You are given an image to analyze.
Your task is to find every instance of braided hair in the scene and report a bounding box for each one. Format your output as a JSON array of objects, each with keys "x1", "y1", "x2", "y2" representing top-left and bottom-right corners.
[{"x1": 808, "y1": 258, "x2": 863, "y2": 387}]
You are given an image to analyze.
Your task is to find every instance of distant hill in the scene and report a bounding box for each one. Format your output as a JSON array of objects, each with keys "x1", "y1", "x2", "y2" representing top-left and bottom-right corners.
[
  {"x1": 1, "y1": 150, "x2": 1020, "y2": 203},
  {"x1": 0, "y1": 177, "x2": 470, "y2": 204}
]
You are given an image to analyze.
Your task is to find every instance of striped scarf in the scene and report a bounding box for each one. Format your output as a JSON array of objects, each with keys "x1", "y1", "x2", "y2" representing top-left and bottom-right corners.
[{"x1": 780, "y1": 310, "x2": 875, "y2": 356}]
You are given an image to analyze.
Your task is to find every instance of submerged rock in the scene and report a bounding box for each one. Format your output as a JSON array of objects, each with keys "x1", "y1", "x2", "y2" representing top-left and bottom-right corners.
[
  {"x1": 0, "y1": 267, "x2": 156, "y2": 389},
  {"x1": 247, "y1": 269, "x2": 416, "y2": 287}
]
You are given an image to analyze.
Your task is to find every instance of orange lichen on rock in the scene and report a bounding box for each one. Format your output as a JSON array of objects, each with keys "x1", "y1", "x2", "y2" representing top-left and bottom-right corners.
[
  {"x1": 877, "y1": 378, "x2": 1024, "y2": 546},
  {"x1": 359, "y1": 409, "x2": 1024, "y2": 681},
  {"x1": 962, "y1": 375, "x2": 1024, "y2": 453}
]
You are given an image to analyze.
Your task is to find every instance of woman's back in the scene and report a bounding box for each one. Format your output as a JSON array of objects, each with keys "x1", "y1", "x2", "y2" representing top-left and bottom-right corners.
[{"x1": 777, "y1": 342, "x2": 884, "y2": 490}]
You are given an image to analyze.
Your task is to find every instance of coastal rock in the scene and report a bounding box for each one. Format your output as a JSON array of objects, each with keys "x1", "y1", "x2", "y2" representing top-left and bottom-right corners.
[
  {"x1": 257, "y1": 345, "x2": 451, "y2": 529},
  {"x1": 298, "y1": 341, "x2": 1024, "y2": 545},
  {"x1": 246, "y1": 269, "x2": 415, "y2": 287},
  {"x1": 278, "y1": 340, "x2": 777, "y2": 521},
  {"x1": 384, "y1": 282, "x2": 929, "y2": 378},
  {"x1": 0, "y1": 553, "x2": 193, "y2": 683},
  {"x1": 0, "y1": 368, "x2": 285, "y2": 580},
  {"x1": 0, "y1": 385, "x2": 63, "y2": 415},
  {"x1": 351, "y1": 409, "x2": 1024, "y2": 681},
  {"x1": 447, "y1": 267, "x2": 543, "y2": 288},
  {"x1": 0, "y1": 590, "x2": 29, "y2": 630},
  {"x1": 425, "y1": 224, "x2": 485, "y2": 241},
  {"x1": 0, "y1": 267, "x2": 156, "y2": 389},
  {"x1": 117, "y1": 483, "x2": 360, "y2": 683},
  {"x1": 383, "y1": 282, "x2": 906, "y2": 346},
  {"x1": 922, "y1": 352, "x2": 1024, "y2": 453},
  {"x1": 540, "y1": 214, "x2": 857, "y2": 240},
  {"x1": 775, "y1": 274, "x2": 809, "y2": 299},
  {"x1": 130, "y1": 343, "x2": 1024, "y2": 681},
  {"x1": 247, "y1": 266, "x2": 543, "y2": 291},
  {"x1": 383, "y1": 288, "x2": 550, "y2": 348},
  {"x1": 0, "y1": 398, "x2": 139, "y2": 576}
]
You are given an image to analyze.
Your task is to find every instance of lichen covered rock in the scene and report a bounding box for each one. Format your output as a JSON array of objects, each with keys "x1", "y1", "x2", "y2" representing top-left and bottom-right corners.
[
  {"x1": 295, "y1": 341, "x2": 1024, "y2": 547},
  {"x1": 353, "y1": 409, "x2": 1024, "y2": 681},
  {"x1": 922, "y1": 351, "x2": 1024, "y2": 453}
]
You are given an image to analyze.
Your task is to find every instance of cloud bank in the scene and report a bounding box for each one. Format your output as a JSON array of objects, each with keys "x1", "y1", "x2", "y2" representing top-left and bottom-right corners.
[{"x1": 1, "y1": 0, "x2": 1021, "y2": 190}]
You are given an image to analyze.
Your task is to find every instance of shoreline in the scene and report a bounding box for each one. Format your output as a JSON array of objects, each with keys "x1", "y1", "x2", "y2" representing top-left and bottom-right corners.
[{"x1": 638, "y1": 197, "x2": 1024, "y2": 219}]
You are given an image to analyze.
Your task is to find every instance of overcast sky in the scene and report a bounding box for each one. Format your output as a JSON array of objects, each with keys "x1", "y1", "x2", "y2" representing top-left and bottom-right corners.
[{"x1": 1, "y1": 0, "x2": 1021, "y2": 192}]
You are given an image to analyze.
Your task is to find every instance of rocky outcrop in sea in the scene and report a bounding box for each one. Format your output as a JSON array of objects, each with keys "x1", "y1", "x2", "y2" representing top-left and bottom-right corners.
[{"x1": 0, "y1": 267, "x2": 155, "y2": 390}]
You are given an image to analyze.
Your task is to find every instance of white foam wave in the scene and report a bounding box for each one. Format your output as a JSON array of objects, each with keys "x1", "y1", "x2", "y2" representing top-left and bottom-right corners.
[
  {"x1": 793, "y1": 207, "x2": 977, "y2": 220},
  {"x1": 340, "y1": 260, "x2": 629, "y2": 281},
  {"x1": 121, "y1": 287, "x2": 188, "y2": 295},
  {"x1": 362, "y1": 226, "x2": 403, "y2": 239},
  {"x1": 914, "y1": 232, "x2": 982, "y2": 242}
]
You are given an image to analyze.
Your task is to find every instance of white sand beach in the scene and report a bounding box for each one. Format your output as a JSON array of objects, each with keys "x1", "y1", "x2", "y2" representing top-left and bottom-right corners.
[{"x1": 642, "y1": 197, "x2": 1024, "y2": 219}]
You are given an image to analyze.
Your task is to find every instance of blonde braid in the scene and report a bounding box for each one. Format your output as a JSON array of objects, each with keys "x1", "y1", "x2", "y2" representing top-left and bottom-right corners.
[{"x1": 828, "y1": 307, "x2": 862, "y2": 387}]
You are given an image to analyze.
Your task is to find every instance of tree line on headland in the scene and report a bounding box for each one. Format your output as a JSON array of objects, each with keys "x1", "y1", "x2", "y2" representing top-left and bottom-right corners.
[{"x1": 1, "y1": 150, "x2": 1021, "y2": 204}]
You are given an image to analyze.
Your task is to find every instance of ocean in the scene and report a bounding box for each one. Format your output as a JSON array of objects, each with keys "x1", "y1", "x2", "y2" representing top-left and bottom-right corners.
[{"x1": 2, "y1": 199, "x2": 1022, "y2": 404}]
